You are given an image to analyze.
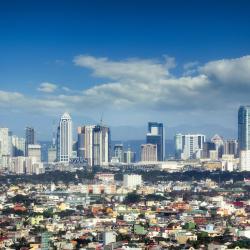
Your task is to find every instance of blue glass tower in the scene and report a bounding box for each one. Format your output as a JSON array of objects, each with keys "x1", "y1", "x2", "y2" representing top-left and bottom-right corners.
[
  {"x1": 146, "y1": 122, "x2": 165, "y2": 161},
  {"x1": 238, "y1": 106, "x2": 250, "y2": 151}
]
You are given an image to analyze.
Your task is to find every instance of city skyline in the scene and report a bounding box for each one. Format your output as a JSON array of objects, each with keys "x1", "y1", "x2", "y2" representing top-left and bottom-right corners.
[
  {"x1": 1, "y1": 2, "x2": 250, "y2": 248},
  {"x1": 0, "y1": 1, "x2": 250, "y2": 139}
]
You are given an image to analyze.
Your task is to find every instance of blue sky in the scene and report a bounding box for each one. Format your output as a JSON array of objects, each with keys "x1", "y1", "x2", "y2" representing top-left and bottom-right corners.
[{"x1": 0, "y1": 0, "x2": 250, "y2": 139}]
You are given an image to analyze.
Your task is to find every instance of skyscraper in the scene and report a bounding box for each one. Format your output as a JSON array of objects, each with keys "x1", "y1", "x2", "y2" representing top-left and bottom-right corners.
[
  {"x1": 211, "y1": 134, "x2": 224, "y2": 158},
  {"x1": 93, "y1": 125, "x2": 110, "y2": 166},
  {"x1": 57, "y1": 112, "x2": 73, "y2": 163},
  {"x1": 25, "y1": 127, "x2": 35, "y2": 156},
  {"x1": 174, "y1": 133, "x2": 184, "y2": 159},
  {"x1": 114, "y1": 144, "x2": 124, "y2": 163},
  {"x1": 124, "y1": 148, "x2": 136, "y2": 163},
  {"x1": 175, "y1": 133, "x2": 206, "y2": 160},
  {"x1": 224, "y1": 139, "x2": 238, "y2": 157},
  {"x1": 140, "y1": 143, "x2": 157, "y2": 162},
  {"x1": 238, "y1": 106, "x2": 250, "y2": 151},
  {"x1": 0, "y1": 128, "x2": 12, "y2": 156},
  {"x1": 146, "y1": 122, "x2": 165, "y2": 161},
  {"x1": 12, "y1": 135, "x2": 25, "y2": 156},
  {"x1": 77, "y1": 126, "x2": 85, "y2": 158}
]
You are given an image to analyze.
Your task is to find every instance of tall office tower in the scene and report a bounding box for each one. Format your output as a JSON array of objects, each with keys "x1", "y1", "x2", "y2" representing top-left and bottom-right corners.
[
  {"x1": 12, "y1": 135, "x2": 26, "y2": 156},
  {"x1": 174, "y1": 133, "x2": 184, "y2": 159},
  {"x1": 93, "y1": 125, "x2": 110, "y2": 166},
  {"x1": 238, "y1": 106, "x2": 250, "y2": 151},
  {"x1": 181, "y1": 134, "x2": 206, "y2": 160},
  {"x1": 146, "y1": 122, "x2": 165, "y2": 161},
  {"x1": 202, "y1": 142, "x2": 216, "y2": 158},
  {"x1": 114, "y1": 144, "x2": 124, "y2": 163},
  {"x1": 224, "y1": 139, "x2": 238, "y2": 157},
  {"x1": 77, "y1": 126, "x2": 85, "y2": 158},
  {"x1": 211, "y1": 134, "x2": 224, "y2": 158},
  {"x1": 84, "y1": 125, "x2": 95, "y2": 166},
  {"x1": 140, "y1": 143, "x2": 157, "y2": 162},
  {"x1": 124, "y1": 148, "x2": 136, "y2": 163},
  {"x1": 25, "y1": 127, "x2": 35, "y2": 156},
  {"x1": 57, "y1": 112, "x2": 73, "y2": 163}
]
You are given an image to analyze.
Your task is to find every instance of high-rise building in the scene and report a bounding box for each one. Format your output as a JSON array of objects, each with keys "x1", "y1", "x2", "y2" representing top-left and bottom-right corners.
[
  {"x1": 238, "y1": 106, "x2": 250, "y2": 151},
  {"x1": 0, "y1": 128, "x2": 11, "y2": 156},
  {"x1": 93, "y1": 125, "x2": 110, "y2": 166},
  {"x1": 202, "y1": 142, "x2": 216, "y2": 158},
  {"x1": 140, "y1": 143, "x2": 157, "y2": 162},
  {"x1": 176, "y1": 134, "x2": 205, "y2": 160},
  {"x1": 25, "y1": 127, "x2": 35, "y2": 156},
  {"x1": 240, "y1": 150, "x2": 250, "y2": 171},
  {"x1": 223, "y1": 139, "x2": 238, "y2": 157},
  {"x1": 124, "y1": 148, "x2": 136, "y2": 163},
  {"x1": 48, "y1": 147, "x2": 57, "y2": 163},
  {"x1": 174, "y1": 133, "x2": 184, "y2": 159},
  {"x1": 76, "y1": 124, "x2": 110, "y2": 166},
  {"x1": 57, "y1": 112, "x2": 73, "y2": 163},
  {"x1": 12, "y1": 135, "x2": 25, "y2": 156},
  {"x1": 146, "y1": 122, "x2": 165, "y2": 161},
  {"x1": 77, "y1": 126, "x2": 85, "y2": 158},
  {"x1": 28, "y1": 144, "x2": 41, "y2": 162},
  {"x1": 211, "y1": 134, "x2": 224, "y2": 158},
  {"x1": 84, "y1": 125, "x2": 95, "y2": 166},
  {"x1": 114, "y1": 144, "x2": 124, "y2": 163}
]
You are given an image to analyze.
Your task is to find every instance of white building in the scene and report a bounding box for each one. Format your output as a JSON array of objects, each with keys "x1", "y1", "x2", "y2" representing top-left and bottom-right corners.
[
  {"x1": 28, "y1": 144, "x2": 41, "y2": 162},
  {"x1": 181, "y1": 134, "x2": 206, "y2": 160},
  {"x1": 240, "y1": 150, "x2": 250, "y2": 171},
  {"x1": 10, "y1": 156, "x2": 44, "y2": 175},
  {"x1": 103, "y1": 231, "x2": 116, "y2": 245},
  {"x1": 10, "y1": 156, "x2": 26, "y2": 174},
  {"x1": 123, "y1": 174, "x2": 142, "y2": 189},
  {"x1": 57, "y1": 112, "x2": 73, "y2": 163},
  {"x1": 84, "y1": 125, "x2": 95, "y2": 166},
  {"x1": 0, "y1": 128, "x2": 11, "y2": 156}
]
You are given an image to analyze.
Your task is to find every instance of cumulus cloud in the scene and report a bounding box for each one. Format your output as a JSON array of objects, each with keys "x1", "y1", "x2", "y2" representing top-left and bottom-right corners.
[
  {"x1": 37, "y1": 82, "x2": 58, "y2": 93},
  {"x1": 73, "y1": 55, "x2": 173, "y2": 82},
  {"x1": 1, "y1": 54, "x2": 250, "y2": 127},
  {"x1": 200, "y1": 55, "x2": 250, "y2": 89}
]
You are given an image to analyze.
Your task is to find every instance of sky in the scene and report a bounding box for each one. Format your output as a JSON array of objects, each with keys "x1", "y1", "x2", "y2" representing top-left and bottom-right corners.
[{"x1": 0, "y1": 0, "x2": 250, "y2": 140}]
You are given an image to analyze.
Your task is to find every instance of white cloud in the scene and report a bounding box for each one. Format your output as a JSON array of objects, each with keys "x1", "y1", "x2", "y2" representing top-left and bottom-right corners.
[
  {"x1": 37, "y1": 82, "x2": 58, "y2": 93},
  {"x1": 200, "y1": 55, "x2": 250, "y2": 87},
  {"x1": 73, "y1": 55, "x2": 172, "y2": 82},
  {"x1": 1, "y1": 54, "x2": 250, "y2": 127}
]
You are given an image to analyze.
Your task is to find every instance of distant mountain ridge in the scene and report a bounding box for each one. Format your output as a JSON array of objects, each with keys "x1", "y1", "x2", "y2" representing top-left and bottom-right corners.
[{"x1": 111, "y1": 124, "x2": 236, "y2": 141}]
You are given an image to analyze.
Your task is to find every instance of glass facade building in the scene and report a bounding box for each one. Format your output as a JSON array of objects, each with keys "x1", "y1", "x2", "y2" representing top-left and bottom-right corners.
[
  {"x1": 146, "y1": 122, "x2": 165, "y2": 161},
  {"x1": 238, "y1": 106, "x2": 250, "y2": 151}
]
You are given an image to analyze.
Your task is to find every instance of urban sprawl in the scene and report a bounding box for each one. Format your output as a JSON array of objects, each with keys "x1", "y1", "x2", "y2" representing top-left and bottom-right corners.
[{"x1": 1, "y1": 106, "x2": 250, "y2": 249}]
